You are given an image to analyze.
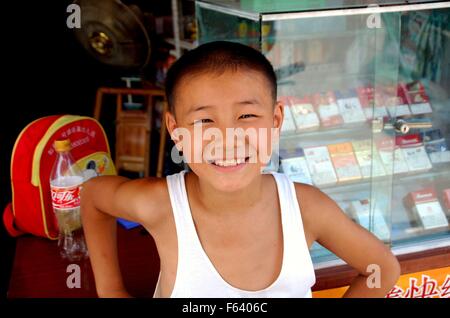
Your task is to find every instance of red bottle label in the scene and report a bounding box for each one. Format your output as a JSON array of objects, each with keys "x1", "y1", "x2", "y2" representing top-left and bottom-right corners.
[{"x1": 51, "y1": 184, "x2": 81, "y2": 209}]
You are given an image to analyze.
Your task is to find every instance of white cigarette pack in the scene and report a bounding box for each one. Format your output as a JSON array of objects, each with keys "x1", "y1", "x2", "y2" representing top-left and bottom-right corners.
[
  {"x1": 280, "y1": 148, "x2": 313, "y2": 185},
  {"x1": 376, "y1": 138, "x2": 410, "y2": 175},
  {"x1": 350, "y1": 199, "x2": 390, "y2": 241},
  {"x1": 396, "y1": 134, "x2": 432, "y2": 172},
  {"x1": 352, "y1": 139, "x2": 386, "y2": 178},
  {"x1": 304, "y1": 146, "x2": 338, "y2": 186},
  {"x1": 335, "y1": 89, "x2": 366, "y2": 124},
  {"x1": 289, "y1": 97, "x2": 320, "y2": 131},
  {"x1": 405, "y1": 188, "x2": 449, "y2": 230}
]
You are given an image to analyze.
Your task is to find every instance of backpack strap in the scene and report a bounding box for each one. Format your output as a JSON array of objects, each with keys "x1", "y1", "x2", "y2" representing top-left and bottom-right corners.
[{"x1": 3, "y1": 203, "x2": 25, "y2": 237}]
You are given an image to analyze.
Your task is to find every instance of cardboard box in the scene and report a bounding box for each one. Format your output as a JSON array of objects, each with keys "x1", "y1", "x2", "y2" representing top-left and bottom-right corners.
[
  {"x1": 335, "y1": 89, "x2": 366, "y2": 124},
  {"x1": 352, "y1": 139, "x2": 386, "y2": 178},
  {"x1": 304, "y1": 146, "x2": 338, "y2": 186},
  {"x1": 280, "y1": 148, "x2": 313, "y2": 185},
  {"x1": 312, "y1": 92, "x2": 344, "y2": 128},
  {"x1": 396, "y1": 134, "x2": 432, "y2": 172},
  {"x1": 404, "y1": 188, "x2": 449, "y2": 230},
  {"x1": 327, "y1": 142, "x2": 362, "y2": 182},
  {"x1": 289, "y1": 96, "x2": 320, "y2": 131}
]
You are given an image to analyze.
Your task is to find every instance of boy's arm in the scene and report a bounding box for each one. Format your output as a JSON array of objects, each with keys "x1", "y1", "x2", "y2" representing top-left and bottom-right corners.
[
  {"x1": 296, "y1": 184, "x2": 401, "y2": 298},
  {"x1": 81, "y1": 176, "x2": 169, "y2": 298}
]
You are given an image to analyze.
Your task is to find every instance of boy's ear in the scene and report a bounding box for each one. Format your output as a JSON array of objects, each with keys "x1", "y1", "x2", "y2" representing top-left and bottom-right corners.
[
  {"x1": 272, "y1": 100, "x2": 284, "y2": 138},
  {"x1": 165, "y1": 111, "x2": 184, "y2": 152},
  {"x1": 165, "y1": 111, "x2": 179, "y2": 141}
]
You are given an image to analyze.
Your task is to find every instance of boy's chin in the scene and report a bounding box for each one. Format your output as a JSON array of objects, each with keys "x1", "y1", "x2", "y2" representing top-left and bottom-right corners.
[{"x1": 210, "y1": 176, "x2": 250, "y2": 192}]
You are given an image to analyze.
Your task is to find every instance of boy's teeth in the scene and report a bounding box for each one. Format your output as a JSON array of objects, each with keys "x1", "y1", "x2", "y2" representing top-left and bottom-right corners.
[{"x1": 213, "y1": 158, "x2": 246, "y2": 166}]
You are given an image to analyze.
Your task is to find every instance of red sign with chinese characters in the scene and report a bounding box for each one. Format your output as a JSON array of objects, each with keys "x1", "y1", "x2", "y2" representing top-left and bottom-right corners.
[
  {"x1": 313, "y1": 266, "x2": 450, "y2": 298},
  {"x1": 385, "y1": 267, "x2": 449, "y2": 298}
]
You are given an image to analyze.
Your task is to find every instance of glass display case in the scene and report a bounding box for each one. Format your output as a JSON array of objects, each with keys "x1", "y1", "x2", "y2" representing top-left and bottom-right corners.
[{"x1": 196, "y1": 0, "x2": 450, "y2": 272}]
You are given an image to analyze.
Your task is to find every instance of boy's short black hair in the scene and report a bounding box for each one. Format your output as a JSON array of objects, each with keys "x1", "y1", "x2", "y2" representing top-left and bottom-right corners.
[{"x1": 165, "y1": 41, "x2": 277, "y2": 113}]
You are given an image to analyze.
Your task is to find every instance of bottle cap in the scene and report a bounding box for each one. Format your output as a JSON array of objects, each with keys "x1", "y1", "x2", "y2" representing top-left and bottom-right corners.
[{"x1": 54, "y1": 139, "x2": 72, "y2": 152}]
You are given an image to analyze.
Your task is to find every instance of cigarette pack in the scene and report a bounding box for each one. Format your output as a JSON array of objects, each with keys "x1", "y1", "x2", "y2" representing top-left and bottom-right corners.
[
  {"x1": 279, "y1": 98, "x2": 297, "y2": 134},
  {"x1": 289, "y1": 96, "x2": 320, "y2": 131},
  {"x1": 304, "y1": 146, "x2": 338, "y2": 186},
  {"x1": 357, "y1": 85, "x2": 389, "y2": 120},
  {"x1": 420, "y1": 129, "x2": 450, "y2": 164},
  {"x1": 381, "y1": 85, "x2": 412, "y2": 118},
  {"x1": 335, "y1": 89, "x2": 366, "y2": 124},
  {"x1": 312, "y1": 92, "x2": 343, "y2": 128},
  {"x1": 349, "y1": 199, "x2": 390, "y2": 241},
  {"x1": 404, "y1": 188, "x2": 448, "y2": 230},
  {"x1": 396, "y1": 134, "x2": 432, "y2": 172},
  {"x1": 375, "y1": 137, "x2": 409, "y2": 175},
  {"x1": 352, "y1": 139, "x2": 386, "y2": 178},
  {"x1": 400, "y1": 81, "x2": 433, "y2": 115},
  {"x1": 327, "y1": 142, "x2": 362, "y2": 182},
  {"x1": 280, "y1": 148, "x2": 313, "y2": 185}
]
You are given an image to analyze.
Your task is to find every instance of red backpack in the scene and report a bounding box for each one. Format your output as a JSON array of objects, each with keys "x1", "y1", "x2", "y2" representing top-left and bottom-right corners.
[{"x1": 3, "y1": 115, "x2": 116, "y2": 239}]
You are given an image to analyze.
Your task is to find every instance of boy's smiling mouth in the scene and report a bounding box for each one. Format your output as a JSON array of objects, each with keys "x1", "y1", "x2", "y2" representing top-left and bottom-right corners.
[{"x1": 206, "y1": 156, "x2": 251, "y2": 171}]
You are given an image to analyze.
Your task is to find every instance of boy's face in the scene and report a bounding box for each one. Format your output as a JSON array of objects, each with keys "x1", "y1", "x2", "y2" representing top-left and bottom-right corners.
[{"x1": 166, "y1": 69, "x2": 283, "y2": 192}]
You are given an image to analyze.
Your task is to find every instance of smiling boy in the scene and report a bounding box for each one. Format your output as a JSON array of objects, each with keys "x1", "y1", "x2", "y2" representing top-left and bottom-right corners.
[{"x1": 81, "y1": 41, "x2": 400, "y2": 298}]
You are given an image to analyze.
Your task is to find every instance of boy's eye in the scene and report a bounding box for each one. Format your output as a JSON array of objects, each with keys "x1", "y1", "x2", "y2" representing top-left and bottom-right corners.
[
  {"x1": 193, "y1": 119, "x2": 213, "y2": 125},
  {"x1": 239, "y1": 114, "x2": 257, "y2": 119}
]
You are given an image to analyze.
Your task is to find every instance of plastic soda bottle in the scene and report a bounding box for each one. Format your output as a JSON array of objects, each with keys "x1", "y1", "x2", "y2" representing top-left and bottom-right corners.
[{"x1": 50, "y1": 139, "x2": 88, "y2": 261}]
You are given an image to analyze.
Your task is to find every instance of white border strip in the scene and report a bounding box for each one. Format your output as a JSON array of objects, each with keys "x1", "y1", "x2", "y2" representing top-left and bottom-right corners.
[
  {"x1": 391, "y1": 237, "x2": 450, "y2": 256},
  {"x1": 197, "y1": 2, "x2": 260, "y2": 21},
  {"x1": 262, "y1": 2, "x2": 450, "y2": 21}
]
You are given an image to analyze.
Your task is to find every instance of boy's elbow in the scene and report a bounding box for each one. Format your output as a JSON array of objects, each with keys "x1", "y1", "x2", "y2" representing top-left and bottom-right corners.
[
  {"x1": 382, "y1": 253, "x2": 401, "y2": 287},
  {"x1": 391, "y1": 256, "x2": 401, "y2": 282}
]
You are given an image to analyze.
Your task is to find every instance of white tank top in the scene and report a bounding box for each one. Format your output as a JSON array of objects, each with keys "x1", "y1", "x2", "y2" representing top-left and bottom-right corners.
[{"x1": 153, "y1": 170, "x2": 316, "y2": 298}]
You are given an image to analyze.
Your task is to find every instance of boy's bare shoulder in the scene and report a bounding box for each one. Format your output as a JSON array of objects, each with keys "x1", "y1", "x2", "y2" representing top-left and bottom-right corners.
[
  {"x1": 122, "y1": 176, "x2": 172, "y2": 226},
  {"x1": 292, "y1": 182, "x2": 329, "y2": 208},
  {"x1": 292, "y1": 182, "x2": 337, "y2": 240},
  {"x1": 133, "y1": 177, "x2": 171, "y2": 208}
]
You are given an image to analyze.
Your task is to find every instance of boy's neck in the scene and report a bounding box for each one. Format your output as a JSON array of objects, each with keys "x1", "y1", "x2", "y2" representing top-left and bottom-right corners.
[{"x1": 186, "y1": 173, "x2": 266, "y2": 216}]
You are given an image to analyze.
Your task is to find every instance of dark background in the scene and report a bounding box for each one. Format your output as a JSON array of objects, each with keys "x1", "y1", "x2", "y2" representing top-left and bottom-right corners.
[{"x1": 0, "y1": 0, "x2": 176, "y2": 298}]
